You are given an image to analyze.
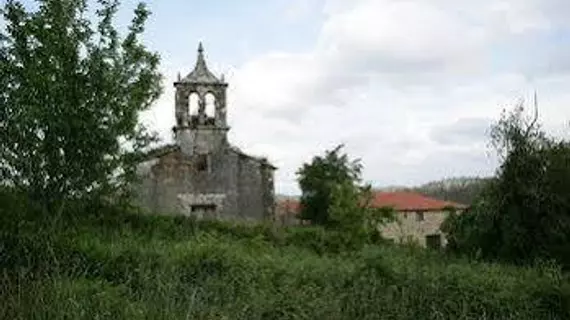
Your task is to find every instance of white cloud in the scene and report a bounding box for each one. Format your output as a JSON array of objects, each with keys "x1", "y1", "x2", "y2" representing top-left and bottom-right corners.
[
  {"x1": 430, "y1": 117, "x2": 493, "y2": 146},
  {"x1": 144, "y1": 0, "x2": 570, "y2": 195},
  {"x1": 318, "y1": 1, "x2": 488, "y2": 66},
  {"x1": 282, "y1": 0, "x2": 318, "y2": 23}
]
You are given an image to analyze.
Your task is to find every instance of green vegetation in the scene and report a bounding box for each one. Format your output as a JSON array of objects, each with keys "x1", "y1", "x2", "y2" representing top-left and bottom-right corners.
[
  {"x1": 297, "y1": 144, "x2": 365, "y2": 225},
  {"x1": 297, "y1": 144, "x2": 392, "y2": 225},
  {"x1": 296, "y1": 144, "x2": 395, "y2": 245},
  {"x1": 2, "y1": 194, "x2": 570, "y2": 319},
  {"x1": 0, "y1": 0, "x2": 162, "y2": 210},
  {"x1": 442, "y1": 102, "x2": 570, "y2": 269}
]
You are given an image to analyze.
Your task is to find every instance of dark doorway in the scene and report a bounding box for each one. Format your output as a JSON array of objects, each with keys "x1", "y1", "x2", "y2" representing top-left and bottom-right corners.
[{"x1": 191, "y1": 204, "x2": 216, "y2": 213}]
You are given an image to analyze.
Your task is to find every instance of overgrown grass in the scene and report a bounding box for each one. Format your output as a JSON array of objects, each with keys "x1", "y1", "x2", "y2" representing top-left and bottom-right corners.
[{"x1": 1, "y1": 196, "x2": 569, "y2": 319}]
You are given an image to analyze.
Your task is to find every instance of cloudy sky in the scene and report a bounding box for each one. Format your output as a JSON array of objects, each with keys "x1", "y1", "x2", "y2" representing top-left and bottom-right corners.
[{"x1": 8, "y1": 0, "x2": 570, "y2": 195}]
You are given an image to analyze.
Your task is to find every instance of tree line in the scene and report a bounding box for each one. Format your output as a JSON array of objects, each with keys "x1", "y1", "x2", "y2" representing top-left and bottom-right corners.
[{"x1": 410, "y1": 177, "x2": 492, "y2": 205}]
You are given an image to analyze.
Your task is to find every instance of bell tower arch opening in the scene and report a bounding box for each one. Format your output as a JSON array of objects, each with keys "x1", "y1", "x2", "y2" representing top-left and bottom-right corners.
[
  {"x1": 205, "y1": 92, "x2": 216, "y2": 124},
  {"x1": 189, "y1": 92, "x2": 200, "y2": 116}
]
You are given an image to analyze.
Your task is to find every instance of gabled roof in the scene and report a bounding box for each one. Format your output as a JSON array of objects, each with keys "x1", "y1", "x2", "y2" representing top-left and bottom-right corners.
[
  {"x1": 135, "y1": 144, "x2": 276, "y2": 169},
  {"x1": 180, "y1": 42, "x2": 223, "y2": 84},
  {"x1": 371, "y1": 191, "x2": 467, "y2": 212},
  {"x1": 134, "y1": 144, "x2": 180, "y2": 162},
  {"x1": 229, "y1": 146, "x2": 277, "y2": 170},
  {"x1": 275, "y1": 199, "x2": 300, "y2": 216}
]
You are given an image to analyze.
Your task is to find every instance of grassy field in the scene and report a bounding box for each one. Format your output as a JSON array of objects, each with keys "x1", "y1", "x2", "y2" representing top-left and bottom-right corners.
[{"x1": 1, "y1": 199, "x2": 570, "y2": 319}]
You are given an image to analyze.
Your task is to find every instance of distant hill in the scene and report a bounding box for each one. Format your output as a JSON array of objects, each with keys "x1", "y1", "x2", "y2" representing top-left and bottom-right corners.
[{"x1": 401, "y1": 177, "x2": 493, "y2": 205}]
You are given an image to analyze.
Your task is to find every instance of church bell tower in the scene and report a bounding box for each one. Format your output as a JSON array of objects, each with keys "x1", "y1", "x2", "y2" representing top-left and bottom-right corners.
[{"x1": 173, "y1": 43, "x2": 229, "y2": 156}]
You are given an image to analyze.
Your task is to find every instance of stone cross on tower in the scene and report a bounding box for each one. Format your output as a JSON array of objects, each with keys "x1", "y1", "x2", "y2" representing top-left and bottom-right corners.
[{"x1": 173, "y1": 43, "x2": 229, "y2": 156}]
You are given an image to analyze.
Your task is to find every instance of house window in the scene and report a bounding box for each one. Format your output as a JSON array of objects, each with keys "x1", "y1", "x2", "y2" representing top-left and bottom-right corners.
[
  {"x1": 196, "y1": 154, "x2": 209, "y2": 172},
  {"x1": 426, "y1": 234, "x2": 442, "y2": 250},
  {"x1": 416, "y1": 211, "x2": 424, "y2": 222}
]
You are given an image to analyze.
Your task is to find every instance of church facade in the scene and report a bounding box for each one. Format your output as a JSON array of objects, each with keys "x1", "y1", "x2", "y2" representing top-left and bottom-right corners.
[{"x1": 134, "y1": 44, "x2": 276, "y2": 221}]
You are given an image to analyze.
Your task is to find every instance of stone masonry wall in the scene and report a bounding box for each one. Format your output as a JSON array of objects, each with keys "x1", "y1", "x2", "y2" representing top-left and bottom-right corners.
[
  {"x1": 192, "y1": 127, "x2": 227, "y2": 155},
  {"x1": 134, "y1": 147, "x2": 273, "y2": 222},
  {"x1": 379, "y1": 210, "x2": 455, "y2": 247},
  {"x1": 237, "y1": 155, "x2": 265, "y2": 220},
  {"x1": 177, "y1": 193, "x2": 226, "y2": 219},
  {"x1": 260, "y1": 161, "x2": 276, "y2": 220},
  {"x1": 134, "y1": 149, "x2": 237, "y2": 217}
]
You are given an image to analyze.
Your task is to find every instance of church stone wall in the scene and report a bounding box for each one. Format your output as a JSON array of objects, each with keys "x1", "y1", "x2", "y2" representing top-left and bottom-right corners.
[
  {"x1": 134, "y1": 148, "x2": 274, "y2": 221},
  {"x1": 193, "y1": 127, "x2": 227, "y2": 154},
  {"x1": 177, "y1": 193, "x2": 227, "y2": 218},
  {"x1": 237, "y1": 155, "x2": 265, "y2": 220}
]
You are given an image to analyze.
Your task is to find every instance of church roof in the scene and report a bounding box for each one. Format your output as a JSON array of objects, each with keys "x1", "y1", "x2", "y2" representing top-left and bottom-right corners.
[
  {"x1": 136, "y1": 144, "x2": 277, "y2": 170},
  {"x1": 138, "y1": 144, "x2": 180, "y2": 162},
  {"x1": 180, "y1": 42, "x2": 223, "y2": 84},
  {"x1": 229, "y1": 146, "x2": 277, "y2": 170}
]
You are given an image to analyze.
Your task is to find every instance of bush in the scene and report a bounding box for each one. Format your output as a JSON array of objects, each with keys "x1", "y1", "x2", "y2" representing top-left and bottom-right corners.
[{"x1": 2, "y1": 199, "x2": 570, "y2": 319}]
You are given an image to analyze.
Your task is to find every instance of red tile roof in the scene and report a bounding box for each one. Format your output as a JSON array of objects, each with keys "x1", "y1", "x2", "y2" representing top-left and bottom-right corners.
[
  {"x1": 275, "y1": 199, "x2": 301, "y2": 216},
  {"x1": 371, "y1": 191, "x2": 467, "y2": 212},
  {"x1": 275, "y1": 191, "x2": 466, "y2": 216}
]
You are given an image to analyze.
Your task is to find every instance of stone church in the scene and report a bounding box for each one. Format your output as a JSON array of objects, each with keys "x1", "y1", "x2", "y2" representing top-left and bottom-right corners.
[{"x1": 134, "y1": 43, "x2": 276, "y2": 221}]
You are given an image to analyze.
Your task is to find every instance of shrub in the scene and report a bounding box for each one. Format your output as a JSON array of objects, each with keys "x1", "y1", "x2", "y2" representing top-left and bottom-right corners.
[{"x1": 2, "y1": 199, "x2": 570, "y2": 319}]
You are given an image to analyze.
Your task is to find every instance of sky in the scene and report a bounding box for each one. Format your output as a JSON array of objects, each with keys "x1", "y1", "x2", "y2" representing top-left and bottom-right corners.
[{"x1": 6, "y1": 0, "x2": 570, "y2": 195}]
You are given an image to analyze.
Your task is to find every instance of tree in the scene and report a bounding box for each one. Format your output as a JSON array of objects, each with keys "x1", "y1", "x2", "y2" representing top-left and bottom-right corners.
[
  {"x1": 328, "y1": 181, "x2": 395, "y2": 242},
  {"x1": 0, "y1": 0, "x2": 162, "y2": 212},
  {"x1": 442, "y1": 99, "x2": 570, "y2": 267},
  {"x1": 296, "y1": 144, "x2": 363, "y2": 225}
]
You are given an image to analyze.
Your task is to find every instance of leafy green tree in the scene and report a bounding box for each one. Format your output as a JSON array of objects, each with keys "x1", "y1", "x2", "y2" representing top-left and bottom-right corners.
[
  {"x1": 296, "y1": 144, "x2": 363, "y2": 225},
  {"x1": 440, "y1": 183, "x2": 500, "y2": 259},
  {"x1": 0, "y1": 0, "x2": 162, "y2": 213},
  {"x1": 328, "y1": 181, "x2": 395, "y2": 244},
  {"x1": 442, "y1": 101, "x2": 570, "y2": 267}
]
